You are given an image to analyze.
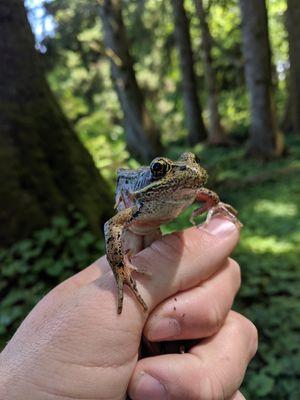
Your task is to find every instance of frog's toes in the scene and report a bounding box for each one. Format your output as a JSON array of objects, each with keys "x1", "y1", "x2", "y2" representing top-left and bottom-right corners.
[
  {"x1": 205, "y1": 202, "x2": 242, "y2": 228},
  {"x1": 124, "y1": 252, "x2": 152, "y2": 277},
  {"x1": 189, "y1": 214, "x2": 197, "y2": 226},
  {"x1": 124, "y1": 269, "x2": 148, "y2": 312}
]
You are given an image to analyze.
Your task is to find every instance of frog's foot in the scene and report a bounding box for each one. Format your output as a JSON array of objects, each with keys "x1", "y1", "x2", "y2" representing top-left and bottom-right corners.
[
  {"x1": 205, "y1": 202, "x2": 242, "y2": 228},
  {"x1": 124, "y1": 250, "x2": 152, "y2": 277},
  {"x1": 115, "y1": 265, "x2": 149, "y2": 314},
  {"x1": 190, "y1": 205, "x2": 208, "y2": 225}
]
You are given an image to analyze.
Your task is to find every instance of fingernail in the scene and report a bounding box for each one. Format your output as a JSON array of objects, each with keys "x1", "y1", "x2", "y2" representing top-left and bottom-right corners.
[
  {"x1": 234, "y1": 392, "x2": 246, "y2": 400},
  {"x1": 198, "y1": 216, "x2": 238, "y2": 237},
  {"x1": 148, "y1": 317, "x2": 181, "y2": 341},
  {"x1": 132, "y1": 372, "x2": 167, "y2": 400}
]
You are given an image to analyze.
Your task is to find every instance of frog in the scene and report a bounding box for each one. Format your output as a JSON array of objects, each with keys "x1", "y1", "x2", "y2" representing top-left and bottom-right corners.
[{"x1": 104, "y1": 152, "x2": 238, "y2": 314}]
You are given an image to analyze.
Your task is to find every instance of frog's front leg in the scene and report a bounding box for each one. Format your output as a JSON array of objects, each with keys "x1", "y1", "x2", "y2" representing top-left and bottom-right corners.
[
  {"x1": 104, "y1": 207, "x2": 148, "y2": 314},
  {"x1": 190, "y1": 187, "x2": 238, "y2": 225}
]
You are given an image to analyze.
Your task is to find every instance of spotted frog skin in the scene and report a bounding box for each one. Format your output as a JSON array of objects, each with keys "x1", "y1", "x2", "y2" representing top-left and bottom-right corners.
[{"x1": 104, "y1": 152, "x2": 237, "y2": 314}]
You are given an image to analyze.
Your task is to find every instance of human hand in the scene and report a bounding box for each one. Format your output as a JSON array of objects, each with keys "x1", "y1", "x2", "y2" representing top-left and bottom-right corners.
[{"x1": 0, "y1": 216, "x2": 257, "y2": 400}]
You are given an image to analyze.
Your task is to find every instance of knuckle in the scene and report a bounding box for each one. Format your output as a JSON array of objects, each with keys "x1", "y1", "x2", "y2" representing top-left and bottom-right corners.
[
  {"x1": 205, "y1": 300, "x2": 224, "y2": 333},
  {"x1": 194, "y1": 368, "x2": 226, "y2": 400},
  {"x1": 246, "y1": 319, "x2": 259, "y2": 356},
  {"x1": 234, "y1": 313, "x2": 258, "y2": 358}
]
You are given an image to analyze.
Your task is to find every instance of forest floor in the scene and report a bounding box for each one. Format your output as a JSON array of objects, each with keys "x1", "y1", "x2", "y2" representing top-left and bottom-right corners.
[{"x1": 1, "y1": 136, "x2": 300, "y2": 399}]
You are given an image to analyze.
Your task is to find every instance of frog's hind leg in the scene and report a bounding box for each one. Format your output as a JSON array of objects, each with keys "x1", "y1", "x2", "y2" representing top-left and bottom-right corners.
[
  {"x1": 124, "y1": 271, "x2": 148, "y2": 313},
  {"x1": 115, "y1": 270, "x2": 125, "y2": 315},
  {"x1": 114, "y1": 264, "x2": 148, "y2": 314},
  {"x1": 104, "y1": 206, "x2": 148, "y2": 314},
  {"x1": 114, "y1": 265, "x2": 148, "y2": 314},
  {"x1": 123, "y1": 229, "x2": 159, "y2": 276},
  {"x1": 114, "y1": 268, "x2": 147, "y2": 314}
]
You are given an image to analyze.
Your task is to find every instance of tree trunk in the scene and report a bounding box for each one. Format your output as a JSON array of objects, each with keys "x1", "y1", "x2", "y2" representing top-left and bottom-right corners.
[
  {"x1": 0, "y1": 0, "x2": 113, "y2": 247},
  {"x1": 286, "y1": 0, "x2": 300, "y2": 134},
  {"x1": 99, "y1": 0, "x2": 162, "y2": 162},
  {"x1": 172, "y1": 0, "x2": 207, "y2": 146},
  {"x1": 239, "y1": 0, "x2": 283, "y2": 159},
  {"x1": 194, "y1": 0, "x2": 227, "y2": 145},
  {"x1": 281, "y1": 77, "x2": 293, "y2": 133}
]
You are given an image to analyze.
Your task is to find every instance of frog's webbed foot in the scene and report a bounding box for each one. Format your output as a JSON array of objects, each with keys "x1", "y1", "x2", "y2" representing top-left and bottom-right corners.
[
  {"x1": 104, "y1": 206, "x2": 149, "y2": 314},
  {"x1": 204, "y1": 201, "x2": 241, "y2": 227},
  {"x1": 190, "y1": 188, "x2": 241, "y2": 228},
  {"x1": 115, "y1": 267, "x2": 148, "y2": 314}
]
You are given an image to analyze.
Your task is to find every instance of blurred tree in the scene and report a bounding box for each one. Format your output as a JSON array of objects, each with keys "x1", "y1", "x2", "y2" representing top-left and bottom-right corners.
[
  {"x1": 99, "y1": 0, "x2": 162, "y2": 161},
  {"x1": 239, "y1": 0, "x2": 283, "y2": 158},
  {"x1": 0, "y1": 0, "x2": 113, "y2": 247},
  {"x1": 286, "y1": 0, "x2": 300, "y2": 134},
  {"x1": 194, "y1": 0, "x2": 227, "y2": 145},
  {"x1": 43, "y1": 0, "x2": 104, "y2": 121},
  {"x1": 172, "y1": 0, "x2": 207, "y2": 145}
]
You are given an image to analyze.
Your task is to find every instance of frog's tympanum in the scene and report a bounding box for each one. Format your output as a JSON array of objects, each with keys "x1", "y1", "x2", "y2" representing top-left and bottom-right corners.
[{"x1": 104, "y1": 152, "x2": 238, "y2": 314}]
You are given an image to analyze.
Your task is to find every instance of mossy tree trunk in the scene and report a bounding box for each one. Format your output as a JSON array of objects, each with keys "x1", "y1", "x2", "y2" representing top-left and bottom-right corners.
[
  {"x1": 0, "y1": 0, "x2": 113, "y2": 247},
  {"x1": 172, "y1": 0, "x2": 207, "y2": 146},
  {"x1": 239, "y1": 0, "x2": 283, "y2": 159},
  {"x1": 99, "y1": 0, "x2": 162, "y2": 162}
]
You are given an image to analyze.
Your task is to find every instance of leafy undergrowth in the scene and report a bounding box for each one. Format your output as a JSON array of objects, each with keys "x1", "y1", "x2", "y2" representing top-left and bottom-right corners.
[
  {"x1": 1, "y1": 139, "x2": 300, "y2": 398},
  {"x1": 0, "y1": 213, "x2": 103, "y2": 349},
  {"x1": 228, "y1": 172, "x2": 300, "y2": 399}
]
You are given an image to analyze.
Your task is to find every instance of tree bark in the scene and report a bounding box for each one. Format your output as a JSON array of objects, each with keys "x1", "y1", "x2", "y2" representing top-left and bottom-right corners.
[
  {"x1": 286, "y1": 0, "x2": 300, "y2": 134},
  {"x1": 239, "y1": 0, "x2": 283, "y2": 159},
  {"x1": 0, "y1": 0, "x2": 113, "y2": 247},
  {"x1": 172, "y1": 0, "x2": 207, "y2": 145},
  {"x1": 194, "y1": 0, "x2": 227, "y2": 145},
  {"x1": 99, "y1": 0, "x2": 162, "y2": 162},
  {"x1": 281, "y1": 77, "x2": 293, "y2": 133}
]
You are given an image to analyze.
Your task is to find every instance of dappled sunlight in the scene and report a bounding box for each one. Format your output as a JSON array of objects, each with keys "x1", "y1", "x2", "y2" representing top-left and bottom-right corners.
[
  {"x1": 241, "y1": 235, "x2": 295, "y2": 255},
  {"x1": 253, "y1": 199, "x2": 298, "y2": 218}
]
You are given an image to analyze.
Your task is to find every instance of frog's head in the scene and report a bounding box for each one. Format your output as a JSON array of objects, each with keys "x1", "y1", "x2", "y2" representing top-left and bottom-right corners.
[{"x1": 149, "y1": 152, "x2": 208, "y2": 190}]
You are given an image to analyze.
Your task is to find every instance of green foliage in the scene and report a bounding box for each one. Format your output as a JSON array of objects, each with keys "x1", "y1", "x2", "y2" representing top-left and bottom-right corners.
[
  {"x1": 232, "y1": 172, "x2": 300, "y2": 398},
  {"x1": 0, "y1": 213, "x2": 102, "y2": 348}
]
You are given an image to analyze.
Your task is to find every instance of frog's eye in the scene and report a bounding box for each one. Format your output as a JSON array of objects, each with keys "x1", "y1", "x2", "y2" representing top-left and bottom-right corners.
[{"x1": 150, "y1": 159, "x2": 170, "y2": 179}]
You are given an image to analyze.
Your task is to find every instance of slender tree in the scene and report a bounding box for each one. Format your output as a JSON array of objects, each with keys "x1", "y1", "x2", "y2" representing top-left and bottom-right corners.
[
  {"x1": 286, "y1": 0, "x2": 300, "y2": 134},
  {"x1": 239, "y1": 0, "x2": 283, "y2": 158},
  {"x1": 98, "y1": 0, "x2": 162, "y2": 161},
  {"x1": 0, "y1": 0, "x2": 113, "y2": 247},
  {"x1": 172, "y1": 0, "x2": 207, "y2": 145},
  {"x1": 194, "y1": 0, "x2": 227, "y2": 144}
]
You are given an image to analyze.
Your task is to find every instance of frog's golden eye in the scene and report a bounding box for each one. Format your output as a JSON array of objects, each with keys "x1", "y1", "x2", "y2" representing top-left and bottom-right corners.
[{"x1": 150, "y1": 159, "x2": 170, "y2": 179}]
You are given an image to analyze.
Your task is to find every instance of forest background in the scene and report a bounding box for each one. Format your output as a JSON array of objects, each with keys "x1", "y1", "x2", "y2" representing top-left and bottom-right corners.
[{"x1": 1, "y1": 0, "x2": 300, "y2": 398}]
